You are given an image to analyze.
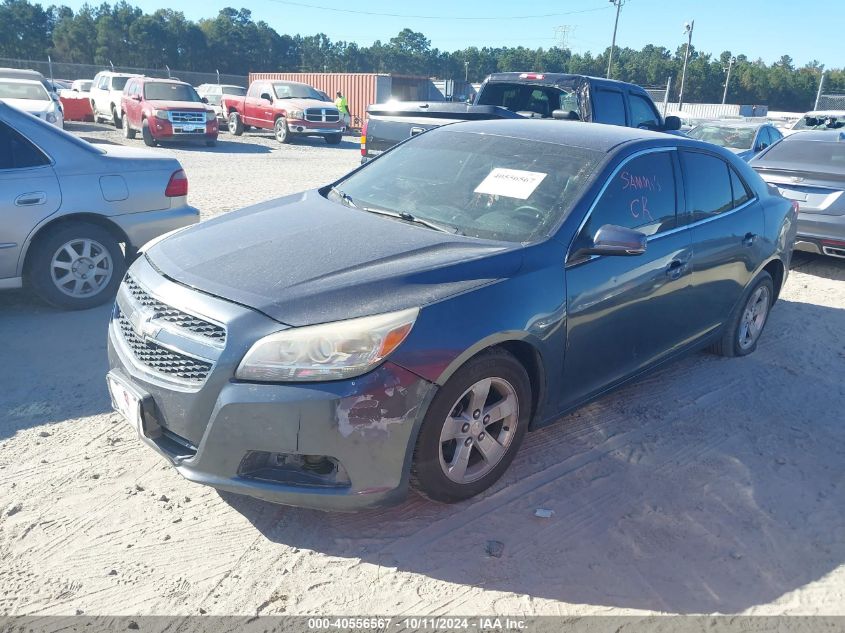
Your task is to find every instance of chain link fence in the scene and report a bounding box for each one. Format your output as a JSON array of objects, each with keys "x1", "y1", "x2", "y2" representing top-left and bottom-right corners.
[
  {"x1": 0, "y1": 57, "x2": 246, "y2": 87},
  {"x1": 816, "y1": 93, "x2": 845, "y2": 110}
]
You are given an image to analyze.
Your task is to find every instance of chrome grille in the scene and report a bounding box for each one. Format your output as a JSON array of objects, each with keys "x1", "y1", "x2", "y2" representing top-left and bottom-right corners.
[
  {"x1": 124, "y1": 275, "x2": 226, "y2": 343},
  {"x1": 117, "y1": 313, "x2": 212, "y2": 383},
  {"x1": 305, "y1": 108, "x2": 340, "y2": 123},
  {"x1": 170, "y1": 111, "x2": 205, "y2": 124}
]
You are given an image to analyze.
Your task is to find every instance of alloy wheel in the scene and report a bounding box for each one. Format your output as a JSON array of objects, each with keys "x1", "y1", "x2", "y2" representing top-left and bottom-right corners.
[
  {"x1": 49, "y1": 238, "x2": 114, "y2": 298},
  {"x1": 738, "y1": 285, "x2": 770, "y2": 350},
  {"x1": 438, "y1": 377, "x2": 519, "y2": 484}
]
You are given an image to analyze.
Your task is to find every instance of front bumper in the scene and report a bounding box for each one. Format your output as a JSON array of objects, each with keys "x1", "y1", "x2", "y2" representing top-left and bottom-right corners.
[
  {"x1": 106, "y1": 257, "x2": 437, "y2": 511},
  {"x1": 110, "y1": 205, "x2": 199, "y2": 250},
  {"x1": 150, "y1": 117, "x2": 218, "y2": 140},
  {"x1": 286, "y1": 118, "x2": 344, "y2": 135},
  {"x1": 796, "y1": 211, "x2": 845, "y2": 258}
]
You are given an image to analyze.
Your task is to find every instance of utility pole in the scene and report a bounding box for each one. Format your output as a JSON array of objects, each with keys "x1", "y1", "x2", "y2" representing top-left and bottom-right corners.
[
  {"x1": 677, "y1": 20, "x2": 694, "y2": 111},
  {"x1": 606, "y1": 0, "x2": 623, "y2": 79},
  {"x1": 721, "y1": 56, "x2": 735, "y2": 104},
  {"x1": 814, "y1": 67, "x2": 826, "y2": 110},
  {"x1": 464, "y1": 60, "x2": 469, "y2": 82}
]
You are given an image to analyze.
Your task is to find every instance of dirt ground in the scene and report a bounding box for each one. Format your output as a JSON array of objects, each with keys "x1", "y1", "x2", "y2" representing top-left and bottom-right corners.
[{"x1": 0, "y1": 123, "x2": 843, "y2": 617}]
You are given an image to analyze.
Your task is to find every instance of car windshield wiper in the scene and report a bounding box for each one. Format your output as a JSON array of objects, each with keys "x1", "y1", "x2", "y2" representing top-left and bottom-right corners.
[
  {"x1": 329, "y1": 186, "x2": 357, "y2": 208},
  {"x1": 360, "y1": 205, "x2": 461, "y2": 235}
]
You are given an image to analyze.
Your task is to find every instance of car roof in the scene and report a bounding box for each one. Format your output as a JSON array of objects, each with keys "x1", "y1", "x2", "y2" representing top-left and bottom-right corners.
[
  {"x1": 484, "y1": 72, "x2": 641, "y2": 91},
  {"x1": 0, "y1": 67, "x2": 46, "y2": 79},
  {"x1": 782, "y1": 130, "x2": 845, "y2": 142},
  {"x1": 137, "y1": 77, "x2": 190, "y2": 86},
  {"x1": 0, "y1": 77, "x2": 44, "y2": 86},
  {"x1": 441, "y1": 119, "x2": 675, "y2": 153},
  {"x1": 692, "y1": 120, "x2": 765, "y2": 129},
  {"x1": 802, "y1": 110, "x2": 845, "y2": 116}
]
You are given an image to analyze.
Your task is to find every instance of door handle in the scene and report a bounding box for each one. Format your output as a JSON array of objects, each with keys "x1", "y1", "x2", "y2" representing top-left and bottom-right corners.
[
  {"x1": 15, "y1": 192, "x2": 46, "y2": 206},
  {"x1": 410, "y1": 127, "x2": 425, "y2": 137},
  {"x1": 665, "y1": 259, "x2": 686, "y2": 280},
  {"x1": 742, "y1": 232, "x2": 757, "y2": 246}
]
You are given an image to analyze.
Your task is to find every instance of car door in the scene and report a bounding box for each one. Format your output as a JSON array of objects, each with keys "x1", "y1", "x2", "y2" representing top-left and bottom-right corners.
[
  {"x1": 628, "y1": 92, "x2": 662, "y2": 130},
  {"x1": 122, "y1": 79, "x2": 139, "y2": 127},
  {"x1": 591, "y1": 87, "x2": 627, "y2": 126},
  {"x1": 562, "y1": 148, "x2": 699, "y2": 408},
  {"x1": 94, "y1": 74, "x2": 110, "y2": 115},
  {"x1": 0, "y1": 121, "x2": 61, "y2": 281},
  {"x1": 679, "y1": 150, "x2": 765, "y2": 335},
  {"x1": 245, "y1": 83, "x2": 270, "y2": 127}
]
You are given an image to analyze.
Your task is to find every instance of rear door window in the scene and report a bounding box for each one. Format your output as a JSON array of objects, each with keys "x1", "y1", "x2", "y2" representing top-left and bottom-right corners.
[
  {"x1": 0, "y1": 121, "x2": 50, "y2": 170},
  {"x1": 593, "y1": 89, "x2": 626, "y2": 126},
  {"x1": 730, "y1": 167, "x2": 752, "y2": 207},
  {"x1": 679, "y1": 151, "x2": 733, "y2": 222}
]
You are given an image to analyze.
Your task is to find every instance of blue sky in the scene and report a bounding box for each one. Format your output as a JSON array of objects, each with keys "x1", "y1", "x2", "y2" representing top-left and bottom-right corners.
[{"x1": 68, "y1": 0, "x2": 839, "y2": 68}]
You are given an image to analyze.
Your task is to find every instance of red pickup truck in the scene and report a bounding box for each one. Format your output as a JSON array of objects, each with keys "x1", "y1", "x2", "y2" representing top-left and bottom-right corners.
[{"x1": 221, "y1": 80, "x2": 345, "y2": 144}]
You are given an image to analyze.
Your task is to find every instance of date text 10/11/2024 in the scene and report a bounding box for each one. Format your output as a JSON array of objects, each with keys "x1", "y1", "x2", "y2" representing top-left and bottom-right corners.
[{"x1": 306, "y1": 617, "x2": 527, "y2": 630}]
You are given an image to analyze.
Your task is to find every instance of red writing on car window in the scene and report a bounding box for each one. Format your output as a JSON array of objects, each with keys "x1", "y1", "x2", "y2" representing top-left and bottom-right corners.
[{"x1": 621, "y1": 171, "x2": 662, "y2": 192}]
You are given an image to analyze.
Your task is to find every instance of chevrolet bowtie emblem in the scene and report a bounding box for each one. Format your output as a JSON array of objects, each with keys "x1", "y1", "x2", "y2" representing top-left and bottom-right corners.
[{"x1": 128, "y1": 307, "x2": 161, "y2": 340}]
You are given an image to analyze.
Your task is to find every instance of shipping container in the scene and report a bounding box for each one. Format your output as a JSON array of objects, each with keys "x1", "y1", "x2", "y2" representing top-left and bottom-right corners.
[{"x1": 248, "y1": 72, "x2": 432, "y2": 127}]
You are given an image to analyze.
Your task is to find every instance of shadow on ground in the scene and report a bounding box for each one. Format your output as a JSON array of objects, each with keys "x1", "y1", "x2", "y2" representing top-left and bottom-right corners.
[
  {"x1": 223, "y1": 298, "x2": 845, "y2": 614},
  {"x1": 0, "y1": 290, "x2": 112, "y2": 438},
  {"x1": 790, "y1": 252, "x2": 845, "y2": 282}
]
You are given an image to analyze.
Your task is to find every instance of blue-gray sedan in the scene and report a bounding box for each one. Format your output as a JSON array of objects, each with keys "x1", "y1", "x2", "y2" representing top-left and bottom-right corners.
[{"x1": 107, "y1": 120, "x2": 797, "y2": 510}]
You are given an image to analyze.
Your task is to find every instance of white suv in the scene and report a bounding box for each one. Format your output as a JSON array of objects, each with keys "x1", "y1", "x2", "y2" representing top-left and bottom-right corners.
[{"x1": 90, "y1": 71, "x2": 140, "y2": 128}]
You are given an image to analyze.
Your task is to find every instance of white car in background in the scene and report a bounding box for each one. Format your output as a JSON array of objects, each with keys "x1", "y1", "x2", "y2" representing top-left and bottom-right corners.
[
  {"x1": 0, "y1": 78, "x2": 63, "y2": 127},
  {"x1": 90, "y1": 71, "x2": 140, "y2": 128},
  {"x1": 70, "y1": 79, "x2": 93, "y2": 95}
]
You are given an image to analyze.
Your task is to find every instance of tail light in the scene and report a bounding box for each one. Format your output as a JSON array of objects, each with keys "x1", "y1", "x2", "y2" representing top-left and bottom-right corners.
[
  {"x1": 791, "y1": 200, "x2": 800, "y2": 217},
  {"x1": 519, "y1": 73, "x2": 545, "y2": 80},
  {"x1": 360, "y1": 119, "x2": 368, "y2": 157},
  {"x1": 165, "y1": 169, "x2": 188, "y2": 197}
]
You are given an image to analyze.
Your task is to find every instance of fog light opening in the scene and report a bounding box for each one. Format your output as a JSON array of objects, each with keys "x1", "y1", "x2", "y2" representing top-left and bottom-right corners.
[{"x1": 237, "y1": 451, "x2": 351, "y2": 488}]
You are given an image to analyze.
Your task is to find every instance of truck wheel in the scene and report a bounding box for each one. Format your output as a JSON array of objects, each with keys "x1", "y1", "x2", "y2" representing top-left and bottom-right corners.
[
  {"x1": 411, "y1": 349, "x2": 531, "y2": 503},
  {"x1": 141, "y1": 119, "x2": 156, "y2": 147},
  {"x1": 274, "y1": 118, "x2": 290, "y2": 144},
  {"x1": 27, "y1": 222, "x2": 126, "y2": 310},
  {"x1": 111, "y1": 105, "x2": 122, "y2": 129},
  {"x1": 324, "y1": 133, "x2": 342, "y2": 145},
  {"x1": 122, "y1": 114, "x2": 136, "y2": 139},
  {"x1": 228, "y1": 112, "x2": 244, "y2": 136}
]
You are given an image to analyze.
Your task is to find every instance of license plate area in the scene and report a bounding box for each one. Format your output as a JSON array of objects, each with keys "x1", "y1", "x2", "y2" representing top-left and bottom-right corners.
[{"x1": 107, "y1": 372, "x2": 161, "y2": 439}]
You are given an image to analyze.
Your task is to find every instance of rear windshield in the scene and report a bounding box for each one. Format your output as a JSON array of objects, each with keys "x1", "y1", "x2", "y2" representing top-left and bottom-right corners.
[
  {"x1": 273, "y1": 82, "x2": 324, "y2": 100},
  {"x1": 0, "y1": 80, "x2": 49, "y2": 100},
  {"x1": 793, "y1": 115, "x2": 844, "y2": 130},
  {"x1": 476, "y1": 83, "x2": 578, "y2": 118},
  {"x1": 762, "y1": 139, "x2": 845, "y2": 167},
  {"x1": 110, "y1": 76, "x2": 130, "y2": 91},
  {"x1": 222, "y1": 86, "x2": 246, "y2": 96},
  {"x1": 688, "y1": 125, "x2": 756, "y2": 150},
  {"x1": 331, "y1": 128, "x2": 602, "y2": 242},
  {"x1": 144, "y1": 82, "x2": 202, "y2": 102}
]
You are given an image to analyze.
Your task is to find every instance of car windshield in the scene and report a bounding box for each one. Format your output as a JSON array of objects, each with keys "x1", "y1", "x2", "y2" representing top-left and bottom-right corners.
[
  {"x1": 330, "y1": 129, "x2": 602, "y2": 242},
  {"x1": 793, "y1": 115, "x2": 844, "y2": 130},
  {"x1": 688, "y1": 125, "x2": 756, "y2": 150},
  {"x1": 761, "y1": 139, "x2": 845, "y2": 169},
  {"x1": 222, "y1": 86, "x2": 246, "y2": 96},
  {"x1": 273, "y1": 82, "x2": 324, "y2": 100},
  {"x1": 0, "y1": 80, "x2": 49, "y2": 100},
  {"x1": 144, "y1": 82, "x2": 202, "y2": 102}
]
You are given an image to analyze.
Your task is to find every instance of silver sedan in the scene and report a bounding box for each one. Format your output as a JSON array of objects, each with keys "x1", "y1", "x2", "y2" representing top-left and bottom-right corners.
[{"x1": 0, "y1": 102, "x2": 199, "y2": 309}]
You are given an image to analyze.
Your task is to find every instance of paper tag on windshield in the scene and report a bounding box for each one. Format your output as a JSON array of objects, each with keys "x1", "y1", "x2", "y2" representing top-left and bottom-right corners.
[{"x1": 474, "y1": 168, "x2": 547, "y2": 200}]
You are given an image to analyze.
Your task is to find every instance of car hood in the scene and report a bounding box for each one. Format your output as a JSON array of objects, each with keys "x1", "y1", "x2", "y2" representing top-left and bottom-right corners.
[
  {"x1": 146, "y1": 190, "x2": 523, "y2": 326},
  {"x1": 146, "y1": 100, "x2": 210, "y2": 111},
  {"x1": 280, "y1": 97, "x2": 337, "y2": 110},
  {"x1": 0, "y1": 98, "x2": 52, "y2": 114}
]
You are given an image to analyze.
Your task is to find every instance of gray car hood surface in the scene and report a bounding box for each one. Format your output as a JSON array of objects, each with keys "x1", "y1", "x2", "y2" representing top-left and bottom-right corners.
[{"x1": 147, "y1": 190, "x2": 523, "y2": 326}]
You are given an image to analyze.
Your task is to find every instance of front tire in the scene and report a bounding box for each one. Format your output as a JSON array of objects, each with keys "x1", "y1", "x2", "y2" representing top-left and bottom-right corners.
[
  {"x1": 274, "y1": 117, "x2": 290, "y2": 143},
  {"x1": 710, "y1": 271, "x2": 774, "y2": 357},
  {"x1": 228, "y1": 112, "x2": 244, "y2": 136},
  {"x1": 411, "y1": 349, "x2": 531, "y2": 503},
  {"x1": 141, "y1": 118, "x2": 156, "y2": 147},
  {"x1": 324, "y1": 133, "x2": 342, "y2": 145},
  {"x1": 122, "y1": 113, "x2": 136, "y2": 139},
  {"x1": 27, "y1": 223, "x2": 126, "y2": 310}
]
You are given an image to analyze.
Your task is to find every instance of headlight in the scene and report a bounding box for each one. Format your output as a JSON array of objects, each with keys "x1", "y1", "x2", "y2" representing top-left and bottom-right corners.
[
  {"x1": 236, "y1": 308, "x2": 419, "y2": 382},
  {"x1": 288, "y1": 109, "x2": 304, "y2": 120},
  {"x1": 206, "y1": 110, "x2": 215, "y2": 121},
  {"x1": 46, "y1": 113, "x2": 57, "y2": 123},
  {"x1": 154, "y1": 109, "x2": 169, "y2": 120}
]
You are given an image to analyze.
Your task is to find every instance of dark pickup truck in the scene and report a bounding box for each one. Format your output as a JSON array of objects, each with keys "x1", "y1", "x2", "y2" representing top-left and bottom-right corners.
[{"x1": 361, "y1": 72, "x2": 681, "y2": 161}]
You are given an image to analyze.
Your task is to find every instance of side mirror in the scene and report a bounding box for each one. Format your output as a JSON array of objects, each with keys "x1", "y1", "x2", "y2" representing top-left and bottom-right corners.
[
  {"x1": 662, "y1": 115, "x2": 681, "y2": 131},
  {"x1": 588, "y1": 224, "x2": 647, "y2": 256},
  {"x1": 260, "y1": 93, "x2": 272, "y2": 102},
  {"x1": 201, "y1": 96, "x2": 209, "y2": 104},
  {"x1": 131, "y1": 94, "x2": 141, "y2": 101},
  {"x1": 552, "y1": 109, "x2": 580, "y2": 121}
]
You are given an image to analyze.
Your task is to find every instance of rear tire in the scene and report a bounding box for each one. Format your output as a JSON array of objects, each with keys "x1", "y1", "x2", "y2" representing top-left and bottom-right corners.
[
  {"x1": 141, "y1": 118, "x2": 156, "y2": 147},
  {"x1": 122, "y1": 114, "x2": 136, "y2": 139},
  {"x1": 709, "y1": 271, "x2": 774, "y2": 357},
  {"x1": 27, "y1": 223, "x2": 126, "y2": 310},
  {"x1": 111, "y1": 105, "x2": 122, "y2": 129},
  {"x1": 411, "y1": 349, "x2": 531, "y2": 503},
  {"x1": 228, "y1": 112, "x2": 244, "y2": 136},
  {"x1": 324, "y1": 133, "x2": 342, "y2": 145}
]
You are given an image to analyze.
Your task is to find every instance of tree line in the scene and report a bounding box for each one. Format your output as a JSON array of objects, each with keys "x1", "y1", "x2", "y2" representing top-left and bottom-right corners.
[{"x1": 1, "y1": 0, "x2": 842, "y2": 111}]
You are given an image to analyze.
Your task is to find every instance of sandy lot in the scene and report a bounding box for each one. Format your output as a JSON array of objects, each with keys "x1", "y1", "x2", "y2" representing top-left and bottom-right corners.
[{"x1": 0, "y1": 123, "x2": 843, "y2": 617}]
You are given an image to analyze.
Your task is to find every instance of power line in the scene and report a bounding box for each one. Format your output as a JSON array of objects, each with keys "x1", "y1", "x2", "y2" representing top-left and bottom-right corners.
[{"x1": 261, "y1": 0, "x2": 612, "y2": 21}]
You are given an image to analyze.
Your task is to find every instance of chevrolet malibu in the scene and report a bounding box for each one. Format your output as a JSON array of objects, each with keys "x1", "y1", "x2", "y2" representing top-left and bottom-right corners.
[{"x1": 107, "y1": 120, "x2": 797, "y2": 510}]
